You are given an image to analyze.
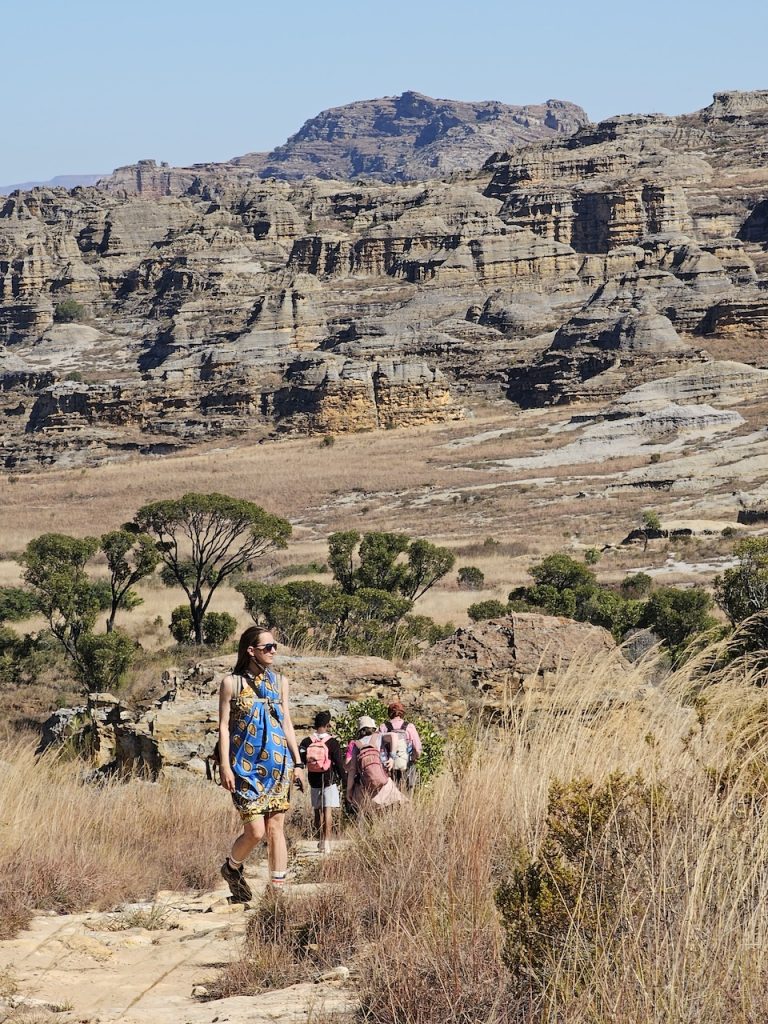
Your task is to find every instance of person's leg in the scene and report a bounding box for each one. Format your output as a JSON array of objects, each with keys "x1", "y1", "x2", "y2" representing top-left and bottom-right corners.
[
  {"x1": 322, "y1": 806, "x2": 333, "y2": 842},
  {"x1": 313, "y1": 807, "x2": 321, "y2": 838},
  {"x1": 222, "y1": 818, "x2": 265, "y2": 903},
  {"x1": 264, "y1": 810, "x2": 288, "y2": 885},
  {"x1": 230, "y1": 817, "x2": 266, "y2": 865}
]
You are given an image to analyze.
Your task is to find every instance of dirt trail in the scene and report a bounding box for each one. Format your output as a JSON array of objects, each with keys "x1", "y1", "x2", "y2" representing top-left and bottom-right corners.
[{"x1": 0, "y1": 842, "x2": 354, "y2": 1024}]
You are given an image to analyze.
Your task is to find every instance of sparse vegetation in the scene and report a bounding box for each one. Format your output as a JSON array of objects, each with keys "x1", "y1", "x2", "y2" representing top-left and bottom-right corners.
[
  {"x1": 238, "y1": 530, "x2": 454, "y2": 658},
  {"x1": 53, "y1": 297, "x2": 86, "y2": 323},
  {"x1": 457, "y1": 565, "x2": 485, "y2": 590}
]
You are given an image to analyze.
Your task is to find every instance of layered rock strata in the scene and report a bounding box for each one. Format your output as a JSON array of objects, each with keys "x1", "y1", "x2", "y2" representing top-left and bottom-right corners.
[{"x1": 1, "y1": 91, "x2": 768, "y2": 466}]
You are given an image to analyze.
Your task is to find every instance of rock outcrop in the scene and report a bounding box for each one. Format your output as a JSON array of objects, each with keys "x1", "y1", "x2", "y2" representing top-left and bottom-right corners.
[
  {"x1": 39, "y1": 616, "x2": 634, "y2": 776},
  {"x1": 415, "y1": 612, "x2": 628, "y2": 716}
]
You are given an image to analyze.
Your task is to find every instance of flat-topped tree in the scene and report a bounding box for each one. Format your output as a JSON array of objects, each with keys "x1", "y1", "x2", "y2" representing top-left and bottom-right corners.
[{"x1": 132, "y1": 493, "x2": 291, "y2": 645}]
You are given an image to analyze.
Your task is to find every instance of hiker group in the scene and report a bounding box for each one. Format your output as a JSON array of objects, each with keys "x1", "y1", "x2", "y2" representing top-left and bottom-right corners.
[
  {"x1": 299, "y1": 700, "x2": 423, "y2": 851},
  {"x1": 215, "y1": 626, "x2": 425, "y2": 901}
]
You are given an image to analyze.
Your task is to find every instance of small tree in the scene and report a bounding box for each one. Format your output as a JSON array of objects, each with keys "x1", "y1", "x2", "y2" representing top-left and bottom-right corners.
[
  {"x1": 21, "y1": 533, "x2": 100, "y2": 672},
  {"x1": 133, "y1": 493, "x2": 291, "y2": 644},
  {"x1": 100, "y1": 529, "x2": 160, "y2": 633},
  {"x1": 642, "y1": 510, "x2": 662, "y2": 532},
  {"x1": 327, "y1": 530, "x2": 454, "y2": 601},
  {"x1": 715, "y1": 537, "x2": 768, "y2": 626}
]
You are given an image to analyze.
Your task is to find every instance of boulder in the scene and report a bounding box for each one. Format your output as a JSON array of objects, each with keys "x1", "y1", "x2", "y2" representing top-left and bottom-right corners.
[{"x1": 417, "y1": 612, "x2": 628, "y2": 716}]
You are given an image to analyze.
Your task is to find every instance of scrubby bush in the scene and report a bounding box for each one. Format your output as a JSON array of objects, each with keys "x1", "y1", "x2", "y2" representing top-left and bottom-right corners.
[
  {"x1": 584, "y1": 547, "x2": 601, "y2": 565},
  {"x1": 495, "y1": 773, "x2": 661, "y2": 998},
  {"x1": 457, "y1": 565, "x2": 485, "y2": 590},
  {"x1": 169, "y1": 606, "x2": 237, "y2": 647},
  {"x1": 640, "y1": 586, "x2": 716, "y2": 661},
  {"x1": 621, "y1": 571, "x2": 653, "y2": 599},
  {"x1": 0, "y1": 586, "x2": 38, "y2": 622},
  {"x1": 77, "y1": 629, "x2": 135, "y2": 691},
  {"x1": 53, "y1": 298, "x2": 87, "y2": 323},
  {"x1": 467, "y1": 599, "x2": 509, "y2": 622},
  {"x1": 715, "y1": 536, "x2": 768, "y2": 626}
]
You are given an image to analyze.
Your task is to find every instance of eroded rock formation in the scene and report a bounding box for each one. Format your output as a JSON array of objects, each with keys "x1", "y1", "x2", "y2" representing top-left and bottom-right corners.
[{"x1": 1, "y1": 90, "x2": 767, "y2": 467}]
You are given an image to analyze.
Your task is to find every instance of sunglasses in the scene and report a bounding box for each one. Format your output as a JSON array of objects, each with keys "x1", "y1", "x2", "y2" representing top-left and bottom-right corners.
[{"x1": 255, "y1": 643, "x2": 278, "y2": 653}]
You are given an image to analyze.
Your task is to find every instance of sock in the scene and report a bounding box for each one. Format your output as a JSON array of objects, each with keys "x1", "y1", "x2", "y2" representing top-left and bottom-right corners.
[
  {"x1": 228, "y1": 856, "x2": 243, "y2": 870},
  {"x1": 270, "y1": 871, "x2": 287, "y2": 886}
]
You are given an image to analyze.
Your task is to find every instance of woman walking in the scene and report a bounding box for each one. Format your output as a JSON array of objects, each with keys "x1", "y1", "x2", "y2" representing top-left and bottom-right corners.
[{"x1": 218, "y1": 625, "x2": 304, "y2": 899}]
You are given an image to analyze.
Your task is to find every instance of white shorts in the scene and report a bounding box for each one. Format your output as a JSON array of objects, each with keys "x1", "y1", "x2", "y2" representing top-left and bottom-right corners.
[{"x1": 310, "y1": 783, "x2": 340, "y2": 809}]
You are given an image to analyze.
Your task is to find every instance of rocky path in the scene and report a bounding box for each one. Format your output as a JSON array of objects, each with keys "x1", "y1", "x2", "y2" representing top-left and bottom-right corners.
[{"x1": 0, "y1": 843, "x2": 354, "y2": 1024}]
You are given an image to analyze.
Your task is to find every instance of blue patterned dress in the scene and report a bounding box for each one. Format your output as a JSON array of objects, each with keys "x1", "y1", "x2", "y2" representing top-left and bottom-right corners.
[{"x1": 229, "y1": 669, "x2": 294, "y2": 821}]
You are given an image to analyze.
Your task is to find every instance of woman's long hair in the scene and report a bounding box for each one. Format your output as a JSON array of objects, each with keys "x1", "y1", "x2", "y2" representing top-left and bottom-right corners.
[{"x1": 233, "y1": 624, "x2": 272, "y2": 676}]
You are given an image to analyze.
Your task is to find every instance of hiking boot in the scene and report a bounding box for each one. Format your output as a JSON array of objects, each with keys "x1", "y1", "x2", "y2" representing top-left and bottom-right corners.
[{"x1": 220, "y1": 859, "x2": 252, "y2": 903}]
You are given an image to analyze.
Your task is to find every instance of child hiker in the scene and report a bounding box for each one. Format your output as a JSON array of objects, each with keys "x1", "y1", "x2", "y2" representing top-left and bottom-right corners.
[{"x1": 299, "y1": 711, "x2": 347, "y2": 854}]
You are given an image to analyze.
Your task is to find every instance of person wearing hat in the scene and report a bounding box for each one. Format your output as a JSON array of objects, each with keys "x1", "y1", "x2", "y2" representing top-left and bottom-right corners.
[
  {"x1": 346, "y1": 714, "x2": 403, "y2": 812},
  {"x1": 378, "y1": 700, "x2": 422, "y2": 792}
]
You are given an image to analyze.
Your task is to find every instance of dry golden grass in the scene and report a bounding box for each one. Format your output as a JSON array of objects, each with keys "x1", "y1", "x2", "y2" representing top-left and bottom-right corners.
[
  {"x1": 215, "y1": 649, "x2": 768, "y2": 1022},
  {"x1": 0, "y1": 738, "x2": 237, "y2": 938}
]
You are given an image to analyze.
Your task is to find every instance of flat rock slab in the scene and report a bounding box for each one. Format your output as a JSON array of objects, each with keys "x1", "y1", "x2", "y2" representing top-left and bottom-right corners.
[{"x1": 0, "y1": 843, "x2": 355, "y2": 1024}]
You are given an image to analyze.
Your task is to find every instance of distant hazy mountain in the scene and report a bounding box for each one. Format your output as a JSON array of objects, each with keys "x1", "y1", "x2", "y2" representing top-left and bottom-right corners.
[{"x1": 0, "y1": 174, "x2": 104, "y2": 196}]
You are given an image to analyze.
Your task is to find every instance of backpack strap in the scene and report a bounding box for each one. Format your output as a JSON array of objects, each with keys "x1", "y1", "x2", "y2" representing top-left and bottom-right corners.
[{"x1": 384, "y1": 720, "x2": 393, "y2": 732}]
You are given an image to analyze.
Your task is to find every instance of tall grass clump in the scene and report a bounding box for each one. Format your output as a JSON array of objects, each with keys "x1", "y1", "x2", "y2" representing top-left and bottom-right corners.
[
  {"x1": 0, "y1": 739, "x2": 235, "y2": 937},
  {"x1": 223, "y1": 648, "x2": 768, "y2": 1023}
]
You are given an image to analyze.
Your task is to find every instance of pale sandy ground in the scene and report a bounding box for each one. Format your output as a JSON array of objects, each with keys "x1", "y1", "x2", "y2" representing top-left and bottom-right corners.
[{"x1": 0, "y1": 842, "x2": 354, "y2": 1024}]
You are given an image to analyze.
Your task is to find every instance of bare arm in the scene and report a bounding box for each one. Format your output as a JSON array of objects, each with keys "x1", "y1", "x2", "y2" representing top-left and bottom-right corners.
[
  {"x1": 218, "y1": 674, "x2": 236, "y2": 792},
  {"x1": 280, "y1": 674, "x2": 304, "y2": 769}
]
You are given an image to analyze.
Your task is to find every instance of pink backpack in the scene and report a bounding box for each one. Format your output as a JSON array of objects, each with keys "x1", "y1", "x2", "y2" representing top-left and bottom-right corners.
[
  {"x1": 305, "y1": 735, "x2": 331, "y2": 773},
  {"x1": 356, "y1": 740, "x2": 388, "y2": 794}
]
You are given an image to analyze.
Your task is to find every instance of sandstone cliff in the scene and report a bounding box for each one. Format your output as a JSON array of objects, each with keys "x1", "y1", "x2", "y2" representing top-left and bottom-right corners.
[{"x1": 1, "y1": 91, "x2": 767, "y2": 467}]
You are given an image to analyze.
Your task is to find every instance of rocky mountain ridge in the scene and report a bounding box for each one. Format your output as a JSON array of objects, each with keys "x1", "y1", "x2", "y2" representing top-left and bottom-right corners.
[
  {"x1": 1, "y1": 89, "x2": 767, "y2": 469},
  {"x1": 100, "y1": 92, "x2": 589, "y2": 195}
]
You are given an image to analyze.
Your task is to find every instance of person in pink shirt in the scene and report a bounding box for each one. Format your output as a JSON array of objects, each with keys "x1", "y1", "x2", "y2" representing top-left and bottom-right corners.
[{"x1": 379, "y1": 700, "x2": 422, "y2": 792}]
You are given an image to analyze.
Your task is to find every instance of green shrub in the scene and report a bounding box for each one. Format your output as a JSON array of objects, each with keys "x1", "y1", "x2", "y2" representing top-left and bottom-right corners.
[
  {"x1": 621, "y1": 572, "x2": 653, "y2": 599},
  {"x1": 640, "y1": 586, "x2": 716, "y2": 661},
  {"x1": 202, "y1": 611, "x2": 238, "y2": 647},
  {"x1": 53, "y1": 298, "x2": 86, "y2": 323},
  {"x1": 320, "y1": 435, "x2": 335, "y2": 448},
  {"x1": 169, "y1": 606, "x2": 237, "y2": 646},
  {"x1": 457, "y1": 566, "x2": 485, "y2": 590},
  {"x1": 467, "y1": 599, "x2": 508, "y2": 622},
  {"x1": 715, "y1": 537, "x2": 768, "y2": 626},
  {"x1": 495, "y1": 773, "x2": 660, "y2": 997},
  {"x1": 642, "y1": 510, "x2": 662, "y2": 532},
  {"x1": 78, "y1": 629, "x2": 135, "y2": 692},
  {"x1": 583, "y1": 547, "x2": 601, "y2": 565},
  {"x1": 0, "y1": 587, "x2": 38, "y2": 623}
]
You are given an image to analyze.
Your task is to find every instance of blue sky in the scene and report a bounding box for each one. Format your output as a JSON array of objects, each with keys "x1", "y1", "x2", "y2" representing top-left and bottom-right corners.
[{"x1": 2, "y1": 0, "x2": 766, "y2": 183}]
